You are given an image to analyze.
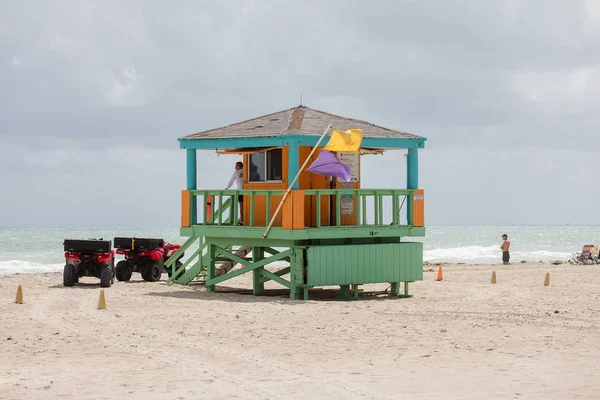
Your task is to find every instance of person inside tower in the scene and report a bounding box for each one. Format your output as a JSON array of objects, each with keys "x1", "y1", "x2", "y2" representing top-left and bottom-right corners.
[{"x1": 225, "y1": 161, "x2": 244, "y2": 225}]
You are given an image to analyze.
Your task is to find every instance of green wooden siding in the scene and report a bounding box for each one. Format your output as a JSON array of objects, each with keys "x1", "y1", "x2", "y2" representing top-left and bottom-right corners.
[{"x1": 306, "y1": 242, "x2": 423, "y2": 286}]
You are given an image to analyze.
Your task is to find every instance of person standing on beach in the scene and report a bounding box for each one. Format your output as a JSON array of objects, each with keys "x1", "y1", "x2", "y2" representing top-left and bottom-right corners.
[
  {"x1": 500, "y1": 234, "x2": 510, "y2": 264},
  {"x1": 225, "y1": 161, "x2": 244, "y2": 225}
]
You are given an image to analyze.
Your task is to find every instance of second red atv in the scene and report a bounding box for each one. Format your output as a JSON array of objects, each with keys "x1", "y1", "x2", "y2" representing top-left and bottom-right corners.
[{"x1": 113, "y1": 237, "x2": 184, "y2": 282}]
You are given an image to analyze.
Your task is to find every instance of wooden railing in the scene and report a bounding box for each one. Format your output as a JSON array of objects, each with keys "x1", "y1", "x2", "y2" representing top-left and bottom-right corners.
[{"x1": 182, "y1": 189, "x2": 423, "y2": 229}]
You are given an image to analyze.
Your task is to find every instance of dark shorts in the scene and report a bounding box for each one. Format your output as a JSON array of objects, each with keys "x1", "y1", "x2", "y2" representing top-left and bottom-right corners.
[
  {"x1": 502, "y1": 252, "x2": 510, "y2": 263},
  {"x1": 238, "y1": 195, "x2": 243, "y2": 202}
]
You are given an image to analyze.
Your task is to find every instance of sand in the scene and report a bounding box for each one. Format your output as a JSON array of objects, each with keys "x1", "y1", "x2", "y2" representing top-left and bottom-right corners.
[{"x1": 1, "y1": 261, "x2": 599, "y2": 400}]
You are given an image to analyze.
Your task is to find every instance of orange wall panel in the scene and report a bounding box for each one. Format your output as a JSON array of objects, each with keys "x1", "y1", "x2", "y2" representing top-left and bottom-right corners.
[
  {"x1": 298, "y1": 146, "x2": 312, "y2": 190},
  {"x1": 181, "y1": 190, "x2": 191, "y2": 227},
  {"x1": 243, "y1": 182, "x2": 286, "y2": 227},
  {"x1": 281, "y1": 190, "x2": 306, "y2": 230},
  {"x1": 292, "y1": 190, "x2": 305, "y2": 229},
  {"x1": 413, "y1": 189, "x2": 424, "y2": 227},
  {"x1": 282, "y1": 193, "x2": 294, "y2": 230}
]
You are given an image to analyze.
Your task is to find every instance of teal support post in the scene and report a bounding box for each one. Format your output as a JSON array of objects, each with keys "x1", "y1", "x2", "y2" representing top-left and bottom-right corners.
[
  {"x1": 187, "y1": 149, "x2": 197, "y2": 224},
  {"x1": 406, "y1": 149, "x2": 418, "y2": 224},
  {"x1": 407, "y1": 148, "x2": 418, "y2": 189},
  {"x1": 288, "y1": 145, "x2": 299, "y2": 189}
]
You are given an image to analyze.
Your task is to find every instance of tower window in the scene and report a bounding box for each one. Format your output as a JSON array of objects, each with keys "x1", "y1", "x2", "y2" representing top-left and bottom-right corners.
[{"x1": 249, "y1": 148, "x2": 282, "y2": 182}]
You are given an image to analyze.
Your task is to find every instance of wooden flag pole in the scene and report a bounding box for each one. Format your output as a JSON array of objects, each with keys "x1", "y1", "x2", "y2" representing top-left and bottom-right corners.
[{"x1": 263, "y1": 124, "x2": 332, "y2": 238}]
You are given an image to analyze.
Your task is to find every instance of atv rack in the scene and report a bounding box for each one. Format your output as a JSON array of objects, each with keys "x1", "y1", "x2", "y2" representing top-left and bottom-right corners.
[
  {"x1": 63, "y1": 239, "x2": 112, "y2": 253},
  {"x1": 113, "y1": 237, "x2": 163, "y2": 251}
]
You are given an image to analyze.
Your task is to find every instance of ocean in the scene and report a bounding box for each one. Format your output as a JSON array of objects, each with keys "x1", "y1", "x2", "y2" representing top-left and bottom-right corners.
[{"x1": 0, "y1": 226, "x2": 597, "y2": 274}]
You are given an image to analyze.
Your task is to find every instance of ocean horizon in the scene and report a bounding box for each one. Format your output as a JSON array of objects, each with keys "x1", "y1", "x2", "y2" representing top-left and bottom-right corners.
[{"x1": 1, "y1": 225, "x2": 598, "y2": 275}]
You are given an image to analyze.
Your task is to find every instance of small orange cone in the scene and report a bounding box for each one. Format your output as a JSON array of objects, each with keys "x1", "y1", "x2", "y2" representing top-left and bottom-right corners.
[
  {"x1": 97, "y1": 289, "x2": 106, "y2": 310},
  {"x1": 436, "y1": 265, "x2": 443, "y2": 281},
  {"x1": 15, "y1": 285, "x2": 23, "y2": 304},
  {"x1": 491, "y1": 271, "x2": 497, "y2": 284},
  {"x1": 544, "y1": 272, "x2": 550, "y2": 287}
]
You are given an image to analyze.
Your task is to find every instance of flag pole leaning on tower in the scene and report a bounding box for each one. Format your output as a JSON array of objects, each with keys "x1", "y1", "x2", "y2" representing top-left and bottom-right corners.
[{"x1": 262, "y1": 124, "x2": 332, "y2": 238}]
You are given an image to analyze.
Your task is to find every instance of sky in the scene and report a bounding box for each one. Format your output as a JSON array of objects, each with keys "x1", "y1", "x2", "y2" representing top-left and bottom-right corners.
[{"x1": 1, "y1": 0, "x2": 599, "y2": 227}]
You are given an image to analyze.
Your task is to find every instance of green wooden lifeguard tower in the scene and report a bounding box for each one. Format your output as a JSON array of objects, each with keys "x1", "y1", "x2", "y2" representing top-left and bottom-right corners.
[{"x1": 165, "y1": 105, "x2": 426, "y2": 300}]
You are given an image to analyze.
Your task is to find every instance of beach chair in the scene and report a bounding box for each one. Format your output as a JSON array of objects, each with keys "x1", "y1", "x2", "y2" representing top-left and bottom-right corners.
[{"x1": 577, "y1": 244, "x2": 599, "y2": 264}]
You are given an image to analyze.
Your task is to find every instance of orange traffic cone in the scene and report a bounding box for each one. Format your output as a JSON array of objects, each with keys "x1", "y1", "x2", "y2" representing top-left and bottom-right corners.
[
  {"x1": 15, "y1": 285, "x2": 23, "y2": 304},
  {"x1": 436, "y1": 265, "x2": 443, "y2": 281},
  {"x1": 491, "y1": 271, "x2": 497, "y2": 284}
]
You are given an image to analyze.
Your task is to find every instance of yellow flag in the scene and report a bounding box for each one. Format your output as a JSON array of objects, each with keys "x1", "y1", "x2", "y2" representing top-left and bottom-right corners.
[{"x1": 323, "y1": 129, "x2": 363, "y2": 153}]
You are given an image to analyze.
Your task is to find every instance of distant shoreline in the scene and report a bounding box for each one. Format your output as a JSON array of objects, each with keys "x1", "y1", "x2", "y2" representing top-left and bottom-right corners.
[{"x1": 424, "y1": 260, "x2": 573, "y2": 267}]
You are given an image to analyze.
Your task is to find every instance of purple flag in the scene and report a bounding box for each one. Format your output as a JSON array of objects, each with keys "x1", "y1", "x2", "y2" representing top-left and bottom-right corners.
[{"x1": 306, "y1": 150, "x2": 351, "y2": 182}]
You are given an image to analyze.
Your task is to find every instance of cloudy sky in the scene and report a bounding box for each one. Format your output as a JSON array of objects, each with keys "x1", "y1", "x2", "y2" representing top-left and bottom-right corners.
[{"x1": 1, "y1": 0, "x2": 599, "y2": 227}]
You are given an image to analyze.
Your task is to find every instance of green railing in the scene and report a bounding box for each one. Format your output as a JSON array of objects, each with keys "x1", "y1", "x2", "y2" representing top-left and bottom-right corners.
[
  {"x1": 304, "y1": 189, "x2": 414, "y2": 227},
  {"x1": 187, "y1": 189, "x2": 414, "y2": 228}
]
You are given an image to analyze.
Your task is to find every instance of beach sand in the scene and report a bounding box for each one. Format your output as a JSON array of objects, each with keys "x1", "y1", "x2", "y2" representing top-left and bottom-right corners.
[{"x1": 1, "y1": 261, "x2": 599, "y2": 399}]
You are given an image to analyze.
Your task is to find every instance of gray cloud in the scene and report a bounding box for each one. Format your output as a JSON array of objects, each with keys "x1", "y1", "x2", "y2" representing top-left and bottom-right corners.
[{"x1": 1, "y1": 0, "x2": 599, "y2": 227}]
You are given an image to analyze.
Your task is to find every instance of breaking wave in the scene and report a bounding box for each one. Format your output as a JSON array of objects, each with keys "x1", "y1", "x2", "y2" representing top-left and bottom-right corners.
[
  {"x1": 0, "y1": 260, "x2": 64, "y2": 275},
  {"x1": 424, "y1": 246, "x2": 571, "y2": 264}
]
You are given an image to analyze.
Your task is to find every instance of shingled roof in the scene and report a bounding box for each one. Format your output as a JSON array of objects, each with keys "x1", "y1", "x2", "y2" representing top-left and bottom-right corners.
[{"x1": 181, "y1": 105, "x2": 423, "y2": 140}]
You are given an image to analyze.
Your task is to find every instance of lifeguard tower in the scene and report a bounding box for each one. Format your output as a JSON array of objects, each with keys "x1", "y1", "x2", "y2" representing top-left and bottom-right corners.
[{"x1": 165, "y1": 105, "x2": 426, "y2": 300}]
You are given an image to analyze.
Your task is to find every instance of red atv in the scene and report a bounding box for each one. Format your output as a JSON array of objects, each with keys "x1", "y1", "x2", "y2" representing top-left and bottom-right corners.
[
  {"x1": 63, "y1": 239, "x2": 116, "y2": 287},
  {"x1": 113, "y1": 237, "x2": 184, "y2": 282}
]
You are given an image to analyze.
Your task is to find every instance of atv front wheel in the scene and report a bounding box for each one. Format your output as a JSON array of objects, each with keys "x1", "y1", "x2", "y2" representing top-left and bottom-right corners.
[
  {"x1": 63, "y1": 264, "x2": 77, "y2": 287},
  {"x1": 100, "y1": 264, "x2": 113, "y2": 288},
  {"x1": 142, "y1": 259, "x2": 164, "y2": 282},
  {"x1": 115, "y1": 260, "x2": 133, "y2": 281}
]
